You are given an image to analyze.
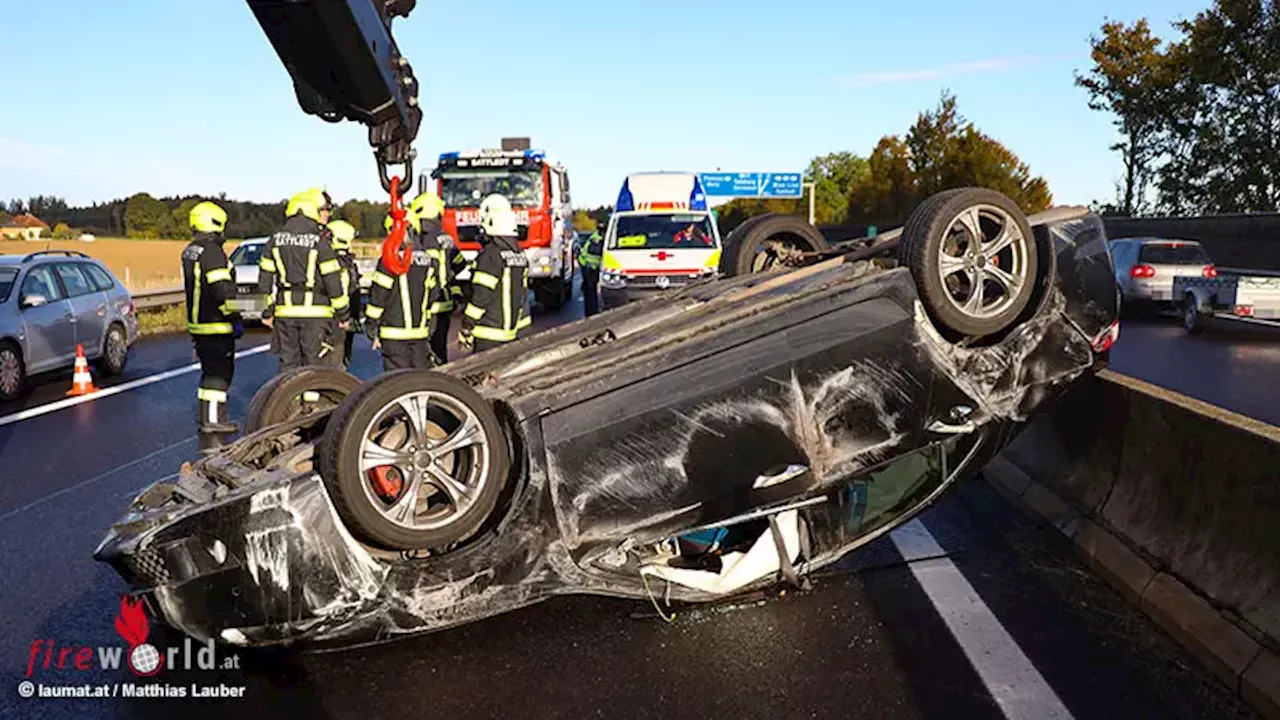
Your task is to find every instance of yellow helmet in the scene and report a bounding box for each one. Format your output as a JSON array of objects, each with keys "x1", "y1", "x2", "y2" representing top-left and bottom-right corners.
[
  {"x1": 189, "y1": 201, "x2": 228, "y2": 234},
  {"x1": 327, "y1": 220, "x2": 357, "y2": 251},
  {"x1": 285, "y1": 188, "x2": 334, "y2": 222},
  {"x1": 408, "y1": 192, "x2": 445, "y2": 222}
]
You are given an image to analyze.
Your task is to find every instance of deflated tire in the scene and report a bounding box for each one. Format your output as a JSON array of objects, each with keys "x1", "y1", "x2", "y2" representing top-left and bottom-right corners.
[{"x1": 318, "y1": 370, "x2": 510, "y2": 551}]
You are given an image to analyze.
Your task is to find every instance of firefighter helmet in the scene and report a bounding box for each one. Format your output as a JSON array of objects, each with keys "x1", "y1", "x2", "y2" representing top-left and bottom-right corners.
[
  {"x1": 480, "y1": 194, "x2": 517, "y2": 238},
  {"x1": 286, "y1": 188, "x2": 334, "y2": 222},
  {"x1": 188, "y1": 201, "x2": 227, "y2": 234},
  {"x1": 327, "y1": 220, "x2": 357, "y2": 251},
  {"x1": 408, "y1": 192, "x2": 445, "y2": 222}
]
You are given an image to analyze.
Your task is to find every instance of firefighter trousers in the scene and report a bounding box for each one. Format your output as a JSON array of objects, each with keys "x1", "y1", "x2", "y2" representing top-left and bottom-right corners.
[
  {"x1": 274, "y1": 318, "x2": 338, "y2": 372},
  {"x1": 430, "y1": 311, "x2": 451, "y2": 365},
  {"x1": 380, "y1": 339, "x2": 432, "y2": 372},
  {"x1": 581, "y1": 267, "x2": 601, "y2": 317},
  {"x1": 473, "y1": 338, "x2": 510, "y2": 353},
  {"x1": 194, "y1": 334, "x2": 235, "y2": 451}
]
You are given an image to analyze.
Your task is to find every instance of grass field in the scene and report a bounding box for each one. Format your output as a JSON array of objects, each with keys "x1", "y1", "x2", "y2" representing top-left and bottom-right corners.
[{"x1": 0, "y1": 238, "x2": 247, "y2": 292}]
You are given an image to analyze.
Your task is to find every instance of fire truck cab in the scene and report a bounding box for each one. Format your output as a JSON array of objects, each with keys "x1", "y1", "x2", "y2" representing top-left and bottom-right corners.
[{"x1": 428, "y1": 144, "x2": 575, "y2": 310}]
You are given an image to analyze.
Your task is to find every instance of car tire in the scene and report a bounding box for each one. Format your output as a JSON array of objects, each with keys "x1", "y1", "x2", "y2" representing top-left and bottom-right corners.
[
  {"x1": 899, "y1": 187, "x2": 1041, "y2": 338},
  {"x1": 0, "y1": 341, "x2": 25, "y2": 402},
  {"x1": 1182, "y1": 294, "x2": 1206, "y2": 334},
  {"x1": 96, "y1": 323, "x2": 129, "y2": 377},
  {"x1": 318, "y1": 370, "x2": 511, "y2": 551},
  {"x1": 720, "y1": 214, "x2": 830, "y2": 278},
  {"x1": 244, "y1": 367, "x2": 364, "y2": 434}
]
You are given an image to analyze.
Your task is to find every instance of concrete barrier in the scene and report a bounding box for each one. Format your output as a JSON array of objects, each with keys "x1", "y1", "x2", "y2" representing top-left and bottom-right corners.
[{"x1": 986, "y1": 369, "x2": 1280, "y2": 718}]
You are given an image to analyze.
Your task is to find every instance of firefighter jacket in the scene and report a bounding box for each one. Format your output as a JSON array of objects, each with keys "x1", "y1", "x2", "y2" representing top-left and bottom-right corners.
[
  {"x1": 419, "y1": 218, "x2": 468, "y2": 315},
  {"x1": 462, "y1": 233, "x2": 531, "y2": 343},
  {"x1": 256, "y1": 214, "x2": 351, "y2": 323},
  {"x1": 182, "y1": 232, "x2": 239, "y2": 335},
  {"x1": 574, "y1": 231, "x2": 603, "y2": 270},
  {"x1": 336, "y1": 252, "x2": 364, "y2": 325},
  {"x1": 364, "y1": 236, "x2": 439, "y2": 340}
]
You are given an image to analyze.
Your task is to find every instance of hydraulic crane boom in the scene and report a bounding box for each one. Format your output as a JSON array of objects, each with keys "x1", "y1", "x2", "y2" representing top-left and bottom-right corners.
[{"x1": 246, "y1": 0, "x2": 423, "y2": 193}]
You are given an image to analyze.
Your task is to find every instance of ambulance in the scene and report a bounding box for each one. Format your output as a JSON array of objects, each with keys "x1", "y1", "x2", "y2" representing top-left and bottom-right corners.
[{"x1": 599, "y1": 172, "x2": 722, "y2": 310}]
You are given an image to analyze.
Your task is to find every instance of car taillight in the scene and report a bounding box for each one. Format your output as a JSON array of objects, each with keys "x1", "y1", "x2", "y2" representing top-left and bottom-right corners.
[
  {"x1": 1235, "y1": 305, "x2": 1254, "y2": 317},
  {"x1": 1202, "y1": 265, "x2": 1218, "y2": 278},
  {"x1": 1091, "y1": 320, "x2": 1121, "y2": 353},
  {"x1": 1130, "y1": 264, "x2": 1156, "y2": 278}
]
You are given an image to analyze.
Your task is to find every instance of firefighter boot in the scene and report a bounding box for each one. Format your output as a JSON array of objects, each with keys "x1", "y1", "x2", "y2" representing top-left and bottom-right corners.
[{"x1": 198, "y1": 399, "x2": 240, "y2": 453}]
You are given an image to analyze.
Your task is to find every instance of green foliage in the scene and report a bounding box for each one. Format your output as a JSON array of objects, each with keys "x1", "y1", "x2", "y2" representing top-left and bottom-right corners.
[
  {"x1": 334, "y1": 199, "x2": 391, "y2": 240},
  {"x1": 571, "y1": 209, "x2": 596, "y2": 232},
  {"x1": 52, "y1": 222, "x2": 75, "y2": 240},
  {"x1": 1081, "y1": 2, "x2": 1280, "y2": 214},
  {"x1": 124, "y1": 193, "x2": 174, "y2": 239},
  {"x1": 171, "y1": 199, "x2": 201, "y2": 240}
]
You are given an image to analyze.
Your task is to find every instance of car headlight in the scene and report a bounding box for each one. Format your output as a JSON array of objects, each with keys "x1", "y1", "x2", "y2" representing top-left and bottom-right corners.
[{"x1": 600, "y1": 270, "x2": 627, "y2": 289}]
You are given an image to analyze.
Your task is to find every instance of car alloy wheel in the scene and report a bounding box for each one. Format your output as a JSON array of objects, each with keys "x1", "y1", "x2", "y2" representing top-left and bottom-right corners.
[
  {"x1": 358, "y1": 390, "x2": 494, "y2": 532},
  {"x1": 936, "y1": 204, "x2": 1033, "y2": 322},
  {"x1": 0, "y1": 347, "x2": 21, "y2": 398},
  {"x1": 106, "y1": 327, "x2": 127, "y2": 372}
]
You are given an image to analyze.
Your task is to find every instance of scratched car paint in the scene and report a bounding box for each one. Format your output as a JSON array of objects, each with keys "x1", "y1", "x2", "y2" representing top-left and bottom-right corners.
[{"x1": 94, "y1": 206, "x2": 1118, "y2": 650}]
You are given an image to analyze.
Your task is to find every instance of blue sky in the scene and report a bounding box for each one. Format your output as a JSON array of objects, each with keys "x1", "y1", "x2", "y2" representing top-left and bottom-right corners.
[{"x1": 0, "y1": 0, "x2": 1208, "y2": 211}]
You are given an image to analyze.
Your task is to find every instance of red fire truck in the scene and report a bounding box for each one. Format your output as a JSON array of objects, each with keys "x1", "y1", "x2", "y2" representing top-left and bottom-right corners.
[{"x1": 427, "y1": 142, "x2": 575, "y2": 310}]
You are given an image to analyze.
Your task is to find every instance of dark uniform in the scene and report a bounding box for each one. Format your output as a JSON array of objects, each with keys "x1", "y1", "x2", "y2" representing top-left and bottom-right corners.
[
  {"x1": 181, "y1": 201, "x2": 241, "y2": 452},
  {"x1": 574, "y1": 229, "x2": 604, "y2": 316},
  {"x1": 420, "y1": 216, "x2": 468, "y2": 363},
  {"x1": 461, "y1": 232, "x2": 531, "y2": 353},
  {"x1": 364, "y1": 232, "x2": 438, "y2": 371},
  {"x1": 257, "y1": 212, "x2": 351, "y2": 371},
  {"x1": 335, "y1": 252, "x2": 362, "y2": 367}
]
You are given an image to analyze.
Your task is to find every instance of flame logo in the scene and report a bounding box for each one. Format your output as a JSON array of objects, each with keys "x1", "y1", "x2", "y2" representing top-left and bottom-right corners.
[
  {"x1": 115, "y1": 596, "x2": 162, "y2": 677},
  {"x1": 114, "y1": 596, "x2": 149, "y2": 647}
]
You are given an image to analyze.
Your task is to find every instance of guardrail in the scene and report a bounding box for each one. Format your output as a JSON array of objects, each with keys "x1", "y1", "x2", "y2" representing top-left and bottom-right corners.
[{"x1": 130, "y1": 287, "x2": 184, "y2": 311}]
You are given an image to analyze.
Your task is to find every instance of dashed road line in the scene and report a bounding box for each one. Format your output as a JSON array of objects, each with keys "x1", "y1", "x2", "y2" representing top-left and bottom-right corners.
[
  {"x1": 890, "y1": 518, "x2": 1074, "y2": 720},
  {"x1": 0, "y1": 343, "x2": 270, "y2": 427}
]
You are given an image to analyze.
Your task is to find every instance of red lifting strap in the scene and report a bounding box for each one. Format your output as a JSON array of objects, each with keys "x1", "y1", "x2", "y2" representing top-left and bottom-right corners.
[{"x1": 381, "y1": 175, "x2": 413, "y2": 276}]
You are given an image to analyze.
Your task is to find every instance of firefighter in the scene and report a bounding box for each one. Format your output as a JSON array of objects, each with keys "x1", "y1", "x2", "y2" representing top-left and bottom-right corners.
[
  {"x1": 257, "y1": 188, "x2": 351, "y2": 372},
  {"x1": 410, "y1": 191, "x2": 468, "y2": 364},
  {"x1": 365, "y1": 209, "x2": 438, "y2": 371},
  {"x1": 181, "y1": 201, "x2": 242, "y2": 452},
  {"x1": 327, "y1": 219, "x2": 363, "y2": 368},
  {"x1": 458, "y1": 194, "x2": 531, "y2": 353},
  {"x1": 574, "y1": 223, "x2": 604, "y2": 317}
]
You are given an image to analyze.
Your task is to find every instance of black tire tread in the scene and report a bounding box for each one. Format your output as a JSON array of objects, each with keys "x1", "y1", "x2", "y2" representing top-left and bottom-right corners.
[
  {"x1": 722, "y1": 214, "x2": 830, "y2": 277},
  {"x1": 0, "y1": 340, "x2": 25, "y2": 402},
  {"x1": 245, "y1": 367, "x2": 363, "y2": 434}
]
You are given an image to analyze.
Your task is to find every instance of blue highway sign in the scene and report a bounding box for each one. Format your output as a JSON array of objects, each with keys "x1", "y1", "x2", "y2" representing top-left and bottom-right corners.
[{"x1": 700, "y1": 172, "x2": 804, "y2": 198}]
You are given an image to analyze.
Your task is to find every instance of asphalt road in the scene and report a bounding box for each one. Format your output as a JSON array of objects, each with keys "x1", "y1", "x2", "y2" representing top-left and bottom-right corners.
[
  {"x1": 0, "y1": 283, "x2": 1266, "y2": 719},
  {"x1": 1109, "y1": 314, "x2": 1280, "y2": 426}
]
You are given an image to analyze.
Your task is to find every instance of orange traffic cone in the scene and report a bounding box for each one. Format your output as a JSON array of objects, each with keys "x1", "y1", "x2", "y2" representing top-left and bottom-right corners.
[{"x1": 66, "y1": 344, "x2": 98, "y2": 396}]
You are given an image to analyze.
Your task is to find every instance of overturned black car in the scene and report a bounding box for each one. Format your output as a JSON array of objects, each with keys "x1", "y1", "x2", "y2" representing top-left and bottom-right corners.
[{"x1": 95, "y1": 188, "x2": 1120, "y2": 650}]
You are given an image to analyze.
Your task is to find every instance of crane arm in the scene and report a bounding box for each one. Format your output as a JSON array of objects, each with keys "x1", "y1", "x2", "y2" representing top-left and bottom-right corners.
[{"x1": 246, "y1": 0, "x2": 423, "y2": 192}]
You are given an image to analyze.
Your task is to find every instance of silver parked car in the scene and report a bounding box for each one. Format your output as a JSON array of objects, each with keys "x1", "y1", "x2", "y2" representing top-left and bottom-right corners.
[
  {"x1": 1109, "y1": 237, "x2": 1217, "y2": 312},
  {"x1": 228, "y1": 238, "x2": 269, "y2": 321},
  {"x1": 0, "y1": 250, "x2": 139, "y2": 401}
]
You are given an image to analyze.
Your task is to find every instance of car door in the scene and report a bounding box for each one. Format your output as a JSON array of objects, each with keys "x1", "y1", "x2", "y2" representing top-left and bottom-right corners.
[
  {"x1": 17, "y1": 265, "x2": 78, "y2": 373},
  {"x1": 53, "y1": 262, "x2": 108, "y2": 356}
]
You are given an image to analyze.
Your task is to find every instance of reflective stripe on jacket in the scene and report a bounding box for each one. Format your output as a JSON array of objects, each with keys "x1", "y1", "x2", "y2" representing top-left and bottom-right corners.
[
  {"x1": 256, "y1": 214, "x2": 350, "y2": 321},
  {"x1": 182, "y1": 233, "x2": 237, "y2": 335}
]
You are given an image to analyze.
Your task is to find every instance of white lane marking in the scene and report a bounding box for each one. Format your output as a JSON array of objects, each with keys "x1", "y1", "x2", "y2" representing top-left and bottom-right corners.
[
  {"x1": 0, "y1": 343, "x2": 270, "y2": 427},
  {"x1": 0, "y1": 439, "x2": 193, "y2": 523},
  {"x1": 890, "y1": 518, "x2": 1074, "y2": 720}
]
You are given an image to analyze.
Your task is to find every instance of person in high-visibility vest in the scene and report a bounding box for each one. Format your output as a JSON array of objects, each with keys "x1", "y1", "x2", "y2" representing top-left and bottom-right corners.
[
  {"x1": 366, "y1": 209, "x2": 438, "y2": 371},
  {"x1": 408, "y1": 191, "x2": 468, "y2": 363},
  {"x1": 574, "y1": 224, "x2": 604, "y2": 317},
  {"x1": 256, "y1": 188, "x2": 351, "y2": 372},
  {"x1": 181, "y1": 200, "x2": 242, "y2": 452},
  {"x1": 458, "y1": 194, "x2": 531, "y2": 353},
  {"x1": 327, "y1": 219, "x2": 363, "y2": 369}
]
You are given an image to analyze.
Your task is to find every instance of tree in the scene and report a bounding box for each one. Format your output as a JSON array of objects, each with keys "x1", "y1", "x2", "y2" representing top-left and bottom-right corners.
[
  {"x1": 171, "y1": 198, "x2": 201, "y2": 240},
  {"x1": 1076, "y1": 19, "x2": 1174, "y2": 216},
  {"x1": 52, "y1": 222, "x2": 75, "y2": 240},
  {"x1": 807, "y1": 152, "x2": 869, "y2": 224},
  {"x1": 124, "y1": 193, "x2": 174, "y2": 239},
  {"x1": 571, "y1": 209, "x2": 596, "y2": 232}
]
